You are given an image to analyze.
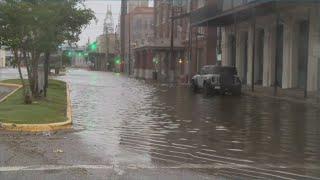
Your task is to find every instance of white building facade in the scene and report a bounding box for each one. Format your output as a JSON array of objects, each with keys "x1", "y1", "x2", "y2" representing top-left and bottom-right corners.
[{"x1": 216, "y1": 1, "x2": 320, "y2": 92}]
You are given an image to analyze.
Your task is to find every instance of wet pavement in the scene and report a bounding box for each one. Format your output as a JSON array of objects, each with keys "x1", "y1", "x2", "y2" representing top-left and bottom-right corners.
[
  {"x1": 0, "y1": 68, "x2": 320, "y2": 179},
  {"x1": 0, "y1": 68, "x2": 25, "y2": 100},
  {"x1": 0, "y1": 86, "x2": 13, "y2": 100}
]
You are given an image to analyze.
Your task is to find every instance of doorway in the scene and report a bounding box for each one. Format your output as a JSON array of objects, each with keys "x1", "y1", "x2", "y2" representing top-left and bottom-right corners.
[
  {"x1": 229, "y1": 34, "x2": 236, "y2": 67},
  {"x1": 255, "y1": 29, "x2": 264, "y2": 85},
  {"x1": 297, "y1": 20, "x2": 309, "y2": 89},
  {"x1": 276, "y1": 24, "x2": 284, "y2": 88},
  {"x1": 242, "y1": 32, "x2": 248, "y2": 84}
]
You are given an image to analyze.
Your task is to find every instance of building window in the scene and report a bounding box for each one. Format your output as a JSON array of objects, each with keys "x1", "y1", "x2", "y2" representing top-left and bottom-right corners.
[
  {"x1": 166, "y1": 24, "x2": 170, "y2": 38},
  {"x1": 197, "y1": 0, "x2": 206, "y2": 8},
  {"x1": 159, "y1": 7, "x2": 163, "y2": 24}
]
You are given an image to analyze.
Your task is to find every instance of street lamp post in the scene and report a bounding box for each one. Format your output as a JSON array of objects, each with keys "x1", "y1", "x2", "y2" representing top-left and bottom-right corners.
[
  {"x1": 195, "y1": 32, "x2": 207, "y2": 73},
  {"x1": 188, "y1": 25, "x2": 192, "y2": 84},
  {"x1": 128, "y1": 13, "x2": 131, "y2": 76},
  {"x1": 195, "y1": 32, "x2": 198, "y2": 73}
]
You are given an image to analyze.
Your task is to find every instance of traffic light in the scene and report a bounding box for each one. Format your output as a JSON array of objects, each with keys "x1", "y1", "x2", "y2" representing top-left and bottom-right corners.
[
  {"x1": 114, "y1": 56, "x2": 121, "y2": 65},
  {"x1": 66, "y1": 51, "x2": 73, "y2": 57},
  {"x1": 89, "y1": 41, "x2": 97, "y2": 51}
]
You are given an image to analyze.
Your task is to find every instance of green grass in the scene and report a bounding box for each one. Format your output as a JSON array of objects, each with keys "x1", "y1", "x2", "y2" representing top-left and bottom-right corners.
[{"x1": 0, "y1": 79, "x2": 67, "y2": 124}]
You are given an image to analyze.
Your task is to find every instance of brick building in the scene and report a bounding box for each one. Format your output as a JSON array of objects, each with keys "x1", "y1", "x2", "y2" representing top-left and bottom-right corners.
[
  {"x1": 151, "y1": 0, "x2": 186, "y2": 82},
  {"x1": 120, "y1": 0, "x2": 220, "y2": 82},
  {"x1": 151, "y1": 0, "x2": 219, "y2": 83},
  {"x1": 189, "y1": 0, "x2": 218, "y2": 81},
  {"x1": 124, "y1": 7, "x2": 154, "y2": 77}
]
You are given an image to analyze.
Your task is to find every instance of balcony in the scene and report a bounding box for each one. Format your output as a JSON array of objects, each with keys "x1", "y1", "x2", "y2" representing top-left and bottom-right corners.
[
  {"x1": 190, "y1": 3, "x2": 222, "y2": 27},
  {"x1": 191, "y1": 0, "x2": 320, "y2": 27},
  {"x1": 190, "y1": 0, "x2": 275, "y2": 27}
]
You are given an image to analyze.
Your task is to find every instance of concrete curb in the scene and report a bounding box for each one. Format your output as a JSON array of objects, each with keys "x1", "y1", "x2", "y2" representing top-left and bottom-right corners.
[{"x1": 0, "y1": 82, "x2": 72, "y2": 132}]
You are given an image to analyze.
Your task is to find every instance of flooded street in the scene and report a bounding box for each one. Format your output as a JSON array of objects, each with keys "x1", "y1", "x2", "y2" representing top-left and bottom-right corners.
[{"x1": 1, "y1": 68, "x2": 320, "y2": 179}]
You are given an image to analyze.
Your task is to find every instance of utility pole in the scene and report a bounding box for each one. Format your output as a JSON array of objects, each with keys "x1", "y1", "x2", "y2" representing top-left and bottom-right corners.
[
  {"x1": 128, "y1": 13, "x2": 131, "y2": 75},
  {"x1": 218, "y1": 26, "x2": 222, "y2": 65},
  {"x1": 106, "y1": 33, "x2": 109, "y2": 72},
  {"x1": 120, "y1": 0, "x2": 127, "y2": 74},
  {"x1": 188, "y1": 26, "x2": 193, "y2": 83},
  {"x1": 169, "y1": 0, "x2": 174, "y2": 82},
  {"x1": 188, "y1": 0, "x2": 193, "y2": 83},
  {"x1": 251, "y1": 8, "x2": 256, "y2": 92},
  {"x1": 234, "y1": 13, "x2": 238, "y2": 68},
  {"x1": 304, "y1": 8, "x2": 311, "y2": 98},
  {"x1": 195, "y1": 32, "x2": 199, "y2": 72},
  {"x1": 274, "y1": 2, "x2": 279, "y2": 96},
  {"x1": 115, "y1": 30, "x2": 119, "y2": 72}
]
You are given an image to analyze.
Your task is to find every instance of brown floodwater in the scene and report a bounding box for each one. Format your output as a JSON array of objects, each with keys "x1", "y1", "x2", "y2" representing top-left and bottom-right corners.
[{"x1": 58, "y1": 69, "x2": 320, "y2": 179}]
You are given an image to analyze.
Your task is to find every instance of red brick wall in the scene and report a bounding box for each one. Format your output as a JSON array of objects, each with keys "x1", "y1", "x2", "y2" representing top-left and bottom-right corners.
[
  {"x1": 134, "y1": 52, "x2": 139, "y2": 68},
  {"x1": 146, "y1": 50, "x2": 153, "y2": 69},
  {"x1": 206, "y1": 26, "x2": 217, "y2": 65}
]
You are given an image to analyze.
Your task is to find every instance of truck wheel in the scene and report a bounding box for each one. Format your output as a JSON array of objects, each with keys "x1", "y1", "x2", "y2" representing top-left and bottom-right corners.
[
  {"x1": 191, "y1": 82, "x2": 198, "y2": 93},
  {"x1": 232, "y1": 86, "x2": 241, "y2": 96},
  {"x1": 203, "y1": 83, "x2": 211, "y2": 96}
]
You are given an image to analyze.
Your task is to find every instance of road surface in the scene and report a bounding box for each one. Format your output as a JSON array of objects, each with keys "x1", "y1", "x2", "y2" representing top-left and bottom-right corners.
[{"x1": 0, "y1": 68, "x2": 320, "y2": 179}]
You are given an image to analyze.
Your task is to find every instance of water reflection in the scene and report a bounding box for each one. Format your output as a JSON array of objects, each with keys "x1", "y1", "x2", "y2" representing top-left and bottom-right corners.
[{"x1": 60, "y1": 69, "x2": 320, "y2": 179}]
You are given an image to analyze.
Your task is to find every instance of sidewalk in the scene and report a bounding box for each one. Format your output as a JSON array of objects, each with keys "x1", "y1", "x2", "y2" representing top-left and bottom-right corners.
[
  {"x1": 0, "y1": 85, "x2": 16, "y2": 100},
  {"x1": 242, "y1": 85, "x2": 320, "y2": 107},
  {"x1": 176, "y1": 83, "x2": 320, "y2": 106},
  {"x1": 140, "y1": 77, "x2": 320, "y2": 107}
]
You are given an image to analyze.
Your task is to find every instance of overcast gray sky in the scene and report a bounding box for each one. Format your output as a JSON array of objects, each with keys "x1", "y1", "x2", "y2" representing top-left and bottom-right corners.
[{"x1": 79, "y1": 0, "x2": 153, "y2": 46}]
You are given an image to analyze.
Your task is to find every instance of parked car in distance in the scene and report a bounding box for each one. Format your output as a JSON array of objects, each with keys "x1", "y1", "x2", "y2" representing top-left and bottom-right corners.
[{"x1": 191, "y1": 65, "x2": 241, "y2": 96}]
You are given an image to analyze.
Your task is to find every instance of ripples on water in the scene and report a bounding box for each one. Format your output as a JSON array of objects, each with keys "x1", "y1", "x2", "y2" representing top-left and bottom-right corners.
[{"x1": 60, "y1": 69, "x2": 320, "y2": 179}]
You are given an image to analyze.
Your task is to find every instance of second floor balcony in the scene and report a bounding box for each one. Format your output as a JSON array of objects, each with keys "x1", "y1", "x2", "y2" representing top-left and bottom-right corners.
[{"x1": 190, "y1": 0, "x2": 275, "y2": 27}]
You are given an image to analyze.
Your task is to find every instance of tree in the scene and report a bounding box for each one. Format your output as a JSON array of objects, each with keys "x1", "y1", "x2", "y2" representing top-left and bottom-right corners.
[
  {"x1": 0, "y1": 0, "x2": 95, "y2": 100},
  {"x1": 33, "y1": 0, "x2": 95, "y2": 97},
  {"x1": 0, "y1": 1, "x2": 33, "y2": 102}
]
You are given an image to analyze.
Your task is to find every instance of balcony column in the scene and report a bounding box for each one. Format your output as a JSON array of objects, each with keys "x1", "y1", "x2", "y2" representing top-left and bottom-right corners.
[
  {"x1": 282, "y1": 16, "x2": 298, "y2": 89},
  {"x1": 247, "y1": 23, "x2": 255, "y2": 85},
  {"x1": 236, "y1": 31, "x2": 245, "y2": 83},
  {"x1": 307, "y1": 6, "x2": 320, "y2": 92},
  {"x1": 146, "y1": 50, "x2": 153, "y2": 79},
  {"x1": 138, "y1": 51, "x2": 142, "y2": 78},
  {"x1": 140, "y1": 51, "x2": 146, "y2": 79},
  {"x1": 207, "y1": 26, "x2": 217, "y2": 65},
  {"x1": 134, "y1": 51, "x2": 139, "y2": 78},
  {"x1": 263, "y1": 20, "x2": 276, "y2": 87},
  {"x1": 221, "y1": 27, "x2": 230, "y2": 66}
]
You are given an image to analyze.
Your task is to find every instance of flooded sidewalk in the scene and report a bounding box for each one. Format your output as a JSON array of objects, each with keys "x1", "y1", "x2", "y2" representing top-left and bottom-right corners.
[{"x1": 242, "y1": 85, "x2": 320, "y2": 107}]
